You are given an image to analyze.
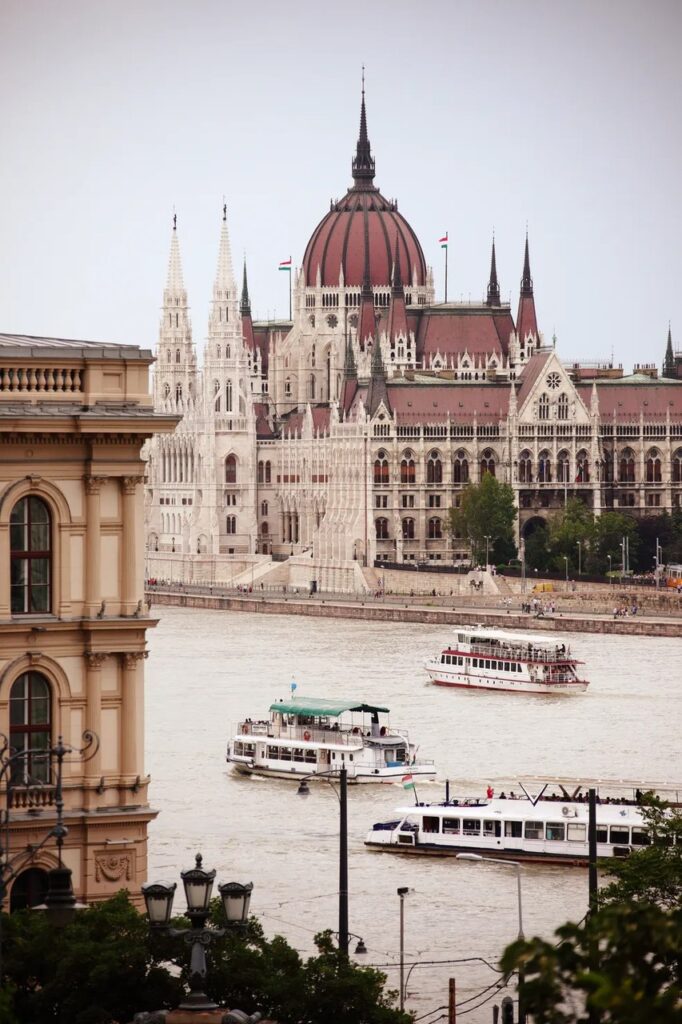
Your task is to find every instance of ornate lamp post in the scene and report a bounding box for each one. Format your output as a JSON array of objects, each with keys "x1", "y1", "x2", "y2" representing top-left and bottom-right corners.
[
  {"x1": 141, "y1": 854, "x2": 253, "y2": 1014},
  {"x1": 297, "y1": 766, "x2": 349, "y2": 957}
]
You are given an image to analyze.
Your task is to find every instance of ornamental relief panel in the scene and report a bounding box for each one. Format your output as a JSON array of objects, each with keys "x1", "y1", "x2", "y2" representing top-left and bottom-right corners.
[{"x1": 95, "y1": 850, "x2": 134, "y2": 883}]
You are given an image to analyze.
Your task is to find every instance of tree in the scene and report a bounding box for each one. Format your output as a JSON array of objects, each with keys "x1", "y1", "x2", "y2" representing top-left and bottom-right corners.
[
  {"x1": 448, "y1": 474, "x2": 517, "y2": 565},
  {"x1": 0, "y1": 894, "x2": 410, "y2": 1024},
  {"x1": 524, "y1": 523, "x2": 552, "y2": 571},
  {"x1": 590, "y1": 510, "x2": 639, "y2": 575},
  {"x1": 599, "y1": 799, "x2": 682, "y2": 910},
  {"x1": 547, "y1": 499, "x2": 595, "y2": 574}
]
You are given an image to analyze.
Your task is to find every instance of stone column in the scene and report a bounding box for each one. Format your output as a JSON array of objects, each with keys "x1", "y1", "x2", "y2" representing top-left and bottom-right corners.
[
  {"x1": 121, "y1": 476, "x2": 143, "y2": 615},
  {"x1": 84, "y1": 476, "x2": 105, "y2": 617},
  {"x1": 120, "y1": 652, "x2": 145, "y2": 784},
  {"x1": 84, "y1": 651, "x2": 106, "y2": 808}
]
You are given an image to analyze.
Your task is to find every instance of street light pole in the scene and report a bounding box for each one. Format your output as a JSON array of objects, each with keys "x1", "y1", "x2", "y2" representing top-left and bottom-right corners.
[
  {"x1": 397, "y1": 886, "x2": 409, "y2": 1011},
  {"x1": 484, "y1": 534, "x2": 491, "y2": 570},
  {"x1": 563, "y1": 555, "x2": 569, "y2": 589},
  {"x1": 607, "y1": 554, "x2": 612, "y2": 583},
  {"x1": 298, "y1": 766, "x2": 349, "y2": 958},
  {"x1": 577, "y1": 541, "x2": 582, "y2": 577}
]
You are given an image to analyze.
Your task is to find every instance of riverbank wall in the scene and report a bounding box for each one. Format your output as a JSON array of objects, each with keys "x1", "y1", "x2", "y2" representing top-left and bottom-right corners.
[{"x1": 147, "y1": 588, "x2": 682, "y2": 637}]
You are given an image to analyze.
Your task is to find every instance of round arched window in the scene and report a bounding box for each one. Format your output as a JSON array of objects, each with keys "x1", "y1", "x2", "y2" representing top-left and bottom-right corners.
[{"x1": 10, "y1": 497, "x2": 51, "y2": 614}]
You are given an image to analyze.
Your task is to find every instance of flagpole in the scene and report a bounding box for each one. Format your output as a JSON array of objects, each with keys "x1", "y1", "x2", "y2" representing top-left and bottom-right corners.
[
  {"x1": 289, "y1": 255, "x2": 292, "y2": 322},
  {"x1": 444, "y1": 243, "x2": 448, "y2": 303}
]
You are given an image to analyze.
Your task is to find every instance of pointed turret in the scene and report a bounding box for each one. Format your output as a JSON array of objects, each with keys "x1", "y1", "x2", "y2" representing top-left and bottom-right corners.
[
  {"x1": 351, "y1": 69, "x2": 376, "y2": 188},
  {"x1": 663, "y1": 324, "x2": 675, "y2": 378},
  {"x1": 165, "y1": 212, "x2": 186, "y2": 302},
  {"x1": 516, "y1": 232, "x2": 539, "y2": 346},
  {"x1": 340, "y1": 321, "x2": 358, "y2": 416},
  {"x1": 366, "y1": 333, "x2": 390, "y2": 417},
  {"x1": 241, "y1": 260, "x2": 255, "y2": 351},
  {"x1": 156, "y1": 211, "x2": 195, "y2": 409},
  {"x1": 357, "y1": 210, "x2": 376, "y2": 348},
  {"x1": 387, "y1": 235, "x2": 409, "y2": 342},
  {"x1": 208, "y1": 204, "x2": 239, "y2": 345},
  {"x1": 486, "y1": 237, "x2": 500, "y2": 307}
]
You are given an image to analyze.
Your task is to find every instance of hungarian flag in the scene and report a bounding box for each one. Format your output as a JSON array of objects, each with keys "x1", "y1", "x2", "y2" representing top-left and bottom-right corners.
[
  {"x1": 279, "y1": 258, "x2": 292, "y2": 272},
  {"x1": 439, "y1": 233, "x2": 448, "y2": 249},
  {"x1": 402, "y1": 773, "x2": 415, "y2": 790}
]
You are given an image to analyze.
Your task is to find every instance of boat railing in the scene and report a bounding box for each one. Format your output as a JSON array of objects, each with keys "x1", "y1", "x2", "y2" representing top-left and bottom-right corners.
[
  {"x1": 235, "y1": 721, "x2": 409, "y2": 746},
  {"x1": 466, "y1": 642, "x2": 572, "y2": 663}
]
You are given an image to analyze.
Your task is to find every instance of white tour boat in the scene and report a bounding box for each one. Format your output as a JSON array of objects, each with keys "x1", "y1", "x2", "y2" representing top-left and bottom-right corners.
[
  {"x1": 226, "y1": 696, "x2": 436, "y2": 784},
  {"x1": 424, "y1": 626, "x2": 588, "y2": 694},
  {"x1": 366, "y1": 787, "x2": 654, "y2": 865}
]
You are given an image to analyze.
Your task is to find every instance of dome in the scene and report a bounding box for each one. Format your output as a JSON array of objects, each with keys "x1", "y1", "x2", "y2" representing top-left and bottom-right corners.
[{"x1": 302, "y1": 93, "x2": 427, "y2": 290}]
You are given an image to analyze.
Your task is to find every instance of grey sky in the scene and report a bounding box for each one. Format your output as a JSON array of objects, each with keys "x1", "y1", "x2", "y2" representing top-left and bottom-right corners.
[{"x1": 1, "y1": 0, "x2": 680, "y2": 371}]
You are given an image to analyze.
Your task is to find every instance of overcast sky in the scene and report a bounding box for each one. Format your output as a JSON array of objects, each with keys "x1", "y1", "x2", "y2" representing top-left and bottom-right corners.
[{"x1": 1, "y1": 0, "x2": 680, "y2": 371}]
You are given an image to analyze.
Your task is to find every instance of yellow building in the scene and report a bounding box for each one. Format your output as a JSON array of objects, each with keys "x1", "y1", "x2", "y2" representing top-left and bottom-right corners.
[{"x1": 0, "y1": 333, "x2": 176, "y2": 909}]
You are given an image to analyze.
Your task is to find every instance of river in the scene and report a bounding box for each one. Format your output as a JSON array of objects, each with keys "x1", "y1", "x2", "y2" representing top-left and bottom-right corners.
[{"x1": 145, "y1": 606, "x2": 681, "y2": 1022}]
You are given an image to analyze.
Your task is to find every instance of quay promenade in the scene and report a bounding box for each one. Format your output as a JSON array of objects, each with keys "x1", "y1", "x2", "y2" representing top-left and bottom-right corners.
[{"x1": 146, "y1": 580, "x2": 682, "y2": 638}]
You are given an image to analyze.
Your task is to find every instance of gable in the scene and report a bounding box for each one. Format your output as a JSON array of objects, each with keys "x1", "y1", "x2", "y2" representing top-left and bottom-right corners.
[{"x1": 517, "y1": 350, "x2": 590, "y2": 425}]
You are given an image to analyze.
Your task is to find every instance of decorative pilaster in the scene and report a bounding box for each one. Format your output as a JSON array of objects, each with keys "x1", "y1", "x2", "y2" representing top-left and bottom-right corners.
[
  {"x1": 84, "y1": 476, "x2": 106, "y2": 616},
  {"x1": 121, "y1": 476, "x2": 144, "y2": 615},
  {"x1": 84, "y1": 651, "x2": 107, "y2": 807},
  {"x1": 120, "y1": 652, "x2": 146, "y2": 786}
]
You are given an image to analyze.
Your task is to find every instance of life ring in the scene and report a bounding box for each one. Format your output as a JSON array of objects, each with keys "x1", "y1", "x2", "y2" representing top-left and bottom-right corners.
[
  {"x1": 562, "y1": 805, "x2": 571, "y2": 817},
  {"x1": 303, "y1": 731, "x2": 311, "y2": 741}
]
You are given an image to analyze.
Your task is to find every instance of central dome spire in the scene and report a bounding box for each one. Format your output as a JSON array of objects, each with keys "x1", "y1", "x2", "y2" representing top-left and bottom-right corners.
[{"x1": 351, "y1": 68, "x2": 376, "y2": 187}]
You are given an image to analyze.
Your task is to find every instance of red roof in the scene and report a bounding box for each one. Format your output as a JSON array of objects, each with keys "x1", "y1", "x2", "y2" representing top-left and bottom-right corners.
[
  {"x1": 516, "y1": 350, "x2": 553, "y2": 406},
  {"x1": 415, "y1": 307, "x2": 514, "y2": 362},
  {"x1": 387, "y1": 384, "x2": 510, "y2": 423},
  {"x1": 302, "y1": 187, "x2": 426, "y2": 289},
  {"x1": 281, "y1": 406, "x2": 332, "y2": 435},
  {"x1": 576, "y1": 381, "x2": 682, "y2": 420}
]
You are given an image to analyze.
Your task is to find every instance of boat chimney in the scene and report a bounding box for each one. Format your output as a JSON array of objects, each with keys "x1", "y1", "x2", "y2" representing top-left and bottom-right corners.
[{"x1": 445, "y1": 779, "x2": 450, "y2": 803}]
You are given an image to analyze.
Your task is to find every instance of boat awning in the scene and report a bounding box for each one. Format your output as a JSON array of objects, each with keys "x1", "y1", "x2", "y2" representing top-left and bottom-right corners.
[{"x1": 268, "y1": 698, "x2": 390, "y2": 717}]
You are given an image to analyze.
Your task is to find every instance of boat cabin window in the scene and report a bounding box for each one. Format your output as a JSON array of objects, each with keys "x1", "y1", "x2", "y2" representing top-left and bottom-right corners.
[
  {"x1": 267, "y1": 745, "x2": 279, "y2": 759},
  {"x1": 609, "y1": 826, "x2": 630, "y2": 845},
  {"x1": 422, "y1": 816, "x2": 440, "y2": 834},
  {"x1": 631, "y1": 828, "x2": 650, "y2": 847},
  {"x1": 596, "y1": 827, "x2": 608, "y2": 843},
  {"x1": 504, "y1": 662, "x2": 510, "y2": 672},
  {"x1": 443, "y1": 817, "x2": 460, "y2": 834},
  {"x1": 524, "y1": 821, "x2": 543, "y2": 840},
  {"x1": 567, "y1": 823, "x2": 587, "y2": 842},
  {"x1": 483, "y1": 820, "x2": 501, "y2": 837},
  {"x1": 293, "y1": 748, "x2": 305, "y2": 762},
  {"x1": 504, "y1": 821, "x2": 522, "y2": 838},
  {"x1": 546, "y1": 822, "x2": 565, "y2": 841},
  {"x1": 280, "y1": 747, "x2": 292, "y2": 760},
  {"x1": 462, "y1": 818, "x2": 481, "y2": 835}
]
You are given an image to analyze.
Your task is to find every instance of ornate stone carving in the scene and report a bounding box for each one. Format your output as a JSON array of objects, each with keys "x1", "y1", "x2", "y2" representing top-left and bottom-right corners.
[
  {"x1": 84, "y1": 475, "x2": 106, "y2": 495},
  {"x1": 122, "y1": 651, "x2": 146, "y2": 671},
  {"x1": 122, "y1": 475, "x2": 144, "y2": 495},
  {"x1": 85, "y1": 651, "x2": 108, "y2": 670},
  {"x1": 95, "y1": 851, "x2": 132, "y2": 883}
]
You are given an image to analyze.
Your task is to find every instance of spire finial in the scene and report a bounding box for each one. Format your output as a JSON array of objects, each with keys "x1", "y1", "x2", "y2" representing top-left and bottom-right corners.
[
  {"x1": 520, "y1": 231, "x2": 533, "y2": 297},
  {"x1": 486, "y1": 235, "x2": 500, "y2": 307},
  {"x1": 222, "y1": 198, "x2": 227, "y2": 222},
  {"x1": 392, "y1": 234, "x2": 403, "y2": 293},
  {"x1": 240, "y1": 260, "x2": 251, "y2": 316},
  {"x1": 173, "y1": 209, "x2": 177, "y2": 231},
  {"x1": 663, "y1": 322, "x2": 675, "y2": 377},
  {"x1": 352, "y1": 67, "x2": 375, "y2": 187}
]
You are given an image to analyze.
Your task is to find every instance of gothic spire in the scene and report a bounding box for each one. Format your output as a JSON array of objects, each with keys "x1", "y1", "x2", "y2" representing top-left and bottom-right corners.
[
  {"x1": 351, "y1": 67, "x2": 376, "y2": 187},
  {"x1": 213, "y1": 203, "x2": 236, "y2": 297},
  {"x1": 343, "y1": 327, "x2": 357, "y2": 380},
  {"x1": 366, "y1": 334, "x2": 390, "y2": 417},
  {"x1": 392, "y1": 234, "x2": 403, "y2": 294},
  {"x1": 165, "y1": 210, "x2": 185, "y2": 296},
  {"x1": 520, "y1": 232, "x2": 533, "y2": 297},
  {"x1": 240, "y1": 261, "x2": 251, "y2": 316},
  {"x1": 486, "y1": 236, "x2": 500, "y2": 307},
  {"x1": 663, "y1": 323, "x2": 675, "y2": 378}
]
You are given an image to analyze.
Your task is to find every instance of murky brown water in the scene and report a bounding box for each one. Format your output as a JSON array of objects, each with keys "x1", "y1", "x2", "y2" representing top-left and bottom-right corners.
[{"x1": 145, "y1": 606, "x2": 681, "y2": 1022}]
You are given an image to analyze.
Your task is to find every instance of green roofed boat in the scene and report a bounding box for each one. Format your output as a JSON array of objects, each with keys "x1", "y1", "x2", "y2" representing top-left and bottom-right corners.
[{"x1": 226, "y1": 695, "x2": 436, "y2": 784}]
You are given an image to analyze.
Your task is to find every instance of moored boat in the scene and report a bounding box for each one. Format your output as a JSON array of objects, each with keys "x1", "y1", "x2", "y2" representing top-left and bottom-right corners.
[
  {"x1": 226, "y1": 696, "x2": 436, "y2": 784},
  {"x1": 424, "y1": 626, "x2": 588, "y2": 694},
  {"x1": 365, "y1": 787, "x2": 656, "y2": 865}
]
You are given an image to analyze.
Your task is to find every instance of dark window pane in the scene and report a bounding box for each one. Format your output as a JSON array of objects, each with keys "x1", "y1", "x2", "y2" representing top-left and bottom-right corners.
[
  {"x1": 29, "y1": 498, "x2": 49, "y2": 524},
  {"x1": 31, "y1": 560, "x2": 49, "y2": 586},
  {"x1": 31, "y1": 587, "x2": 49, "y2": 613},
  {"x1": 11, "y1": 560, "x2": 27, "y2": 587},
  {"x1": 10, "y1": 523, "x2": 25, "y2": 550},
  {"x1": 31, "y1": 524, "x2": 49, "y2": 550}
]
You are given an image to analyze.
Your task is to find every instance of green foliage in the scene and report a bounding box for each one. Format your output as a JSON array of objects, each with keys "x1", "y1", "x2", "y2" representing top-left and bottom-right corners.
[
  {"x1": 501, "y1": 902, "x2": 682, "y2": 1024},
  {"x1": 448, "y1": 474, "x2": 517, "y2": 564},
  {"x1": 0, "y1": 894, "x2": 410, "y2": 1024},
  {"x1": 600, "y1": 799, "x2": 682, "y2": 910}
]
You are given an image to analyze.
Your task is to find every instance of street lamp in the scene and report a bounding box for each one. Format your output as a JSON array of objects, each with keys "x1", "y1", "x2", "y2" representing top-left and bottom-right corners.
[
  {"x1": 484, "y1": 535, "x2": 491, "y2": 570},
  {"x1": 0, "y1": 731, "x2": 99, "y2": 977},
  {"x1": 577, "y1": 540, "x2": 582, "y2": 576},
  {"x1": 141, "y1": 853, "x2": 253, "y2": 1012},
  {"x1": 397, "y1": 886, "x2": 411, "y2": 1012},
  {"x1": 297, "y1": 766, "x2": 349, "y2": 957},
  {"x1": 456, "y1": 854, "x2": 525, "y2": 1023},
  {"x1": 607, "y1": 553, "x2": 612, "y2": 583},
  {"x1": 563, "y1": 555, "x2": 569, "y2": 586}
]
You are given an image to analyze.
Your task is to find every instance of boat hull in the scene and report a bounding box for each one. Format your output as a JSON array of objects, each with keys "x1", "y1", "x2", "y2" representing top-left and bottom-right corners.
[
  {"x1": 227, "y1": 758, "x2": 436, "y2": 785},
  {"x1": 364, "y1": 838, "x2": 589, "y2": 866}
]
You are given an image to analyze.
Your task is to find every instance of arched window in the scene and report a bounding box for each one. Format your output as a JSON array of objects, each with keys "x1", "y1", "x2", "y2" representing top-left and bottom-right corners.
[
  {"x1": 400, "y1": 451, "x2": 415, "y2": 485},
  {"x1": 225, "y1": 455, "x2": 237, "y2": 484},
  {"x1": 373, "y1": 450, "x2": 389, "y2": 486},
  {"x1": 175, "y1": 383, "x2": 182, "y2": 402},
  {"x1": 576, "y1": 450, "x2": 590, "y2": 483},
  {"x1": 427, "y1": 450, "x2": 442, "y2": 484},
  {"x1": 226, "y1": 380, "x2": 233, "y2": 413},
  {"x1": 214, "y1": 380, "x2": 221, "y2": 412},
  {"x1": 557, "y1": 450, "x2": 570, "y2": 484},
  {"x1": 646, "y1": 449, "x2": 662, "y2": 483},
  {"x1": 10, "y1": 497, "x2": 51, "y2": 614},
  {"x1": 285, "y1": 377, "x2": 292, "y2": 397},
  {"x1": 480, "y1": 449, "x2": 496, "y2": 477},
  {"x1": 402, "y1": 518, "x2": 415, "y2": 540},
  {"x1": 261, "y1": 501, "x2": 268, "y2": 517},
  {"x1": 257, "y1": 461, "x2": 264, "y2": 484},
  {"x1": 518, "y1": 450, "x2": 532, "y2": 483},
  {"x1": 619, "y1": 448, "x2": 635, "y2": 483},
  {"x1": 265, "y1": 461, "x2": 272, "y2": 485},
  {"x1": 309, "y1": 374, "x2": 316, "y2": 400},
  {"x1": 453, "y1": 449, "x2": 469, "y2": 484},
  {"x1": 673, "y1": 449, "x2": 682, "y2": 483},
  {"x1": 602, "y1": 452, "x2": 614, "y2": 483},
  {"x1": 166, "y1": 349, "x2": 171, "y2": 362},
  {"x1": 557, "y1": 394, "x2": 569, "y2": 421},
  {"x1": 538, "y1": 394, "x2": 550, "y2": 421},
  {"x1": 226, "y1": 515, "x2": 236, "y2": 534},
  {"x1": 538, "y1": 450, "x2": 552, "y2": 483},
  {"x1": 261, "y1": 522, "x2": 269, "y2": 536},
  {"x1": 10, "y1": 672, "x2": 51, "y2": 782},
  {"x1": 163, "y1": 383, "x2": 171, "y2": 399},
  {"x1": 375, "y1": 517, "x2": 389, "y2": 540},
  {"x1": 428, "y1": 517, "x2": 442, "y2": 539},
  {"x1": 175, "y1": 349, "x2": 181, "y2": 364}
]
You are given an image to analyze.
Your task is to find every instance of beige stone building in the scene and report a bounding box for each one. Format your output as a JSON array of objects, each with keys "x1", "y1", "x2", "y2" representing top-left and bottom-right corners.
[{"x1": 0, "y1": 333, "x2": 176, "y2": 909}]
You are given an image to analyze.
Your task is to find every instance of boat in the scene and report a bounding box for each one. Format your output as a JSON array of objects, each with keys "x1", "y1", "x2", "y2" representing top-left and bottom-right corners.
[
  {"x1": 226, "y1": 696, "x2": 437, "y2": 784},
  {"x1": 365, "y1": 785, "x2": 656, "y2": 865},
  {"x1": 424, "y1": 626, "x2": 588, "y2": 693}
]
